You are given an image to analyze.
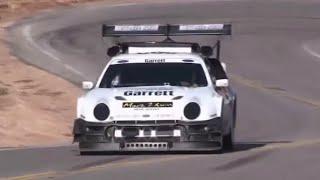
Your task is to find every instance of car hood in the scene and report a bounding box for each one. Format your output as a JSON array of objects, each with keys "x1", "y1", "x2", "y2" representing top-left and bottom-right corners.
[{"x1": 80, "y1": 86, "x2": 221, "y2": 121}]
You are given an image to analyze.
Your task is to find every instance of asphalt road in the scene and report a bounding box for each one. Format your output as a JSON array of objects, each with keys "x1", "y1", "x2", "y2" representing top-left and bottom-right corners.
[{"x1": 4, "y1": 0, "x2": 320, "y2": 179}]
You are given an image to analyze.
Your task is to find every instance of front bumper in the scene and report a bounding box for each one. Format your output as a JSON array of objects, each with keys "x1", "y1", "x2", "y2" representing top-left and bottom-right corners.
[{"x1": 73, "y1": 118, "x2": 223, "y2": 151}]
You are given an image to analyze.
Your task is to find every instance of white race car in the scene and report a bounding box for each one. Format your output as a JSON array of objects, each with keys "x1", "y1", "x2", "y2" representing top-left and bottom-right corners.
[{"x1": 73, "y1": 24, "x2": 237, "y2": 154}]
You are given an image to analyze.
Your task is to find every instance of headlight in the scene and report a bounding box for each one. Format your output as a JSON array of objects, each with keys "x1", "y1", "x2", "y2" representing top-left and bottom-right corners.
[
  {"x1": 94, "y1": 103, "x2": 110, "y2": 121},
  {"x1": 184, "y1": 102, "x2": 201, "y2": 120}
]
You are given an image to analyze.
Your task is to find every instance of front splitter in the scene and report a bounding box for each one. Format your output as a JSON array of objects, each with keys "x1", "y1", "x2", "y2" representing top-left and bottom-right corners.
[{"x1": 79, "y1": 141, "x2": 222, "y2": 152}]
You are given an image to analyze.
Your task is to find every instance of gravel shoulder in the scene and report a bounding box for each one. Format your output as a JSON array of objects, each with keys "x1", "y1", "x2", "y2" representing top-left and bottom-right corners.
[{"x1": 0, "y1": 0, "x2": 108, "y2": 148}]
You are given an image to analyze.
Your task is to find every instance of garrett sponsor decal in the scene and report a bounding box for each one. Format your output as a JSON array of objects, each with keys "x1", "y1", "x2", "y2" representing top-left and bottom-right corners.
[
  {"x1": 124, "y1": 90, "x2": 174, "y2": 96},
  {"x1": 122, "y1": 102, "x2": 173, "y2": 108},
  {"x1": 145, "y1": 59, "x2": 165, "y2": 63}
]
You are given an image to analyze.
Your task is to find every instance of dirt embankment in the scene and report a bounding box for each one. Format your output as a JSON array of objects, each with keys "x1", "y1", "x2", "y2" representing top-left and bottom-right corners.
[{"x1": 0, "y1": 0, "x2": 109, "y2": 148}]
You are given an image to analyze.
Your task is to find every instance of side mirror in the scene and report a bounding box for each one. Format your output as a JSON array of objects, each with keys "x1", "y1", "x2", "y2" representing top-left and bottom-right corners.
[
  {"x1": 215, "y1": 79, "x2": 229, "y2": 87},
  {"x1": 221, "y1": 62, "x2": 227, "y2": 72},
  {"x1": 82, "y1": 81, "x2": 94, "y2": 90}
]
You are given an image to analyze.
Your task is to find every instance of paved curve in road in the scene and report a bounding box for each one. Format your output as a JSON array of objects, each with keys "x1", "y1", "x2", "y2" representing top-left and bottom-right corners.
[{"x1": 3, "y1": 0, "x2": 320, "y2": 179}]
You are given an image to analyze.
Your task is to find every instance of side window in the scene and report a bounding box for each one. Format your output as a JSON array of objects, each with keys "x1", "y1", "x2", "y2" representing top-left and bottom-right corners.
[
  {"x1": 204, "y1": 59, "x2": 216, "y2": 83},
  {"x1": 207, "y1": 58, "x2": 228, "y2": 80}
]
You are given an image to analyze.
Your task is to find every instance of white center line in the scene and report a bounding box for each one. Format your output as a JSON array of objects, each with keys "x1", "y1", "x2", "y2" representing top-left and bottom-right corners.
[
  {"x1": 22, "y1": 25, "x2": 62, "y2": 62},
  {"x1": 302, "y1": 42, "x2": 320, "y2": 62}
]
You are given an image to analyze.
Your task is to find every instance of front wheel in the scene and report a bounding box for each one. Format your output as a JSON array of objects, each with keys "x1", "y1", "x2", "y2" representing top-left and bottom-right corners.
[
  {"x1": 222, "y1": 128, "x2": 234, "y2": 151},
  {"x1": 223, "y1": 100, "x2": 236, "y2": 151}
]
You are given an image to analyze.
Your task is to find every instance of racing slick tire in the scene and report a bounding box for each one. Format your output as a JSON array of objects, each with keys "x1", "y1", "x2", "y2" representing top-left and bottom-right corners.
[
  {"x1": 222, "y1": 127, "x2": 234, "y2": 151},
  {"x1": 222, "y1": 102, "x2": 236, "y2": 151}
]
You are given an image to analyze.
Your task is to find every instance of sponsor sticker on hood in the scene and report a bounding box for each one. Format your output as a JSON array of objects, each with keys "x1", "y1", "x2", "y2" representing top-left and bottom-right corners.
[{"x1": 122, "y1": 102, "x2": 173, "y2": 108}]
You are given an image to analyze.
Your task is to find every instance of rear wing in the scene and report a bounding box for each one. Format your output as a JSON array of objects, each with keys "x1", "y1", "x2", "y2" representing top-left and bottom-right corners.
[
  {"x1": 102, "y1": 24, "x2": 232, "y2": 37},
  {"x1": 103, "y1": 24, "x2": 232, "y2": 63}
]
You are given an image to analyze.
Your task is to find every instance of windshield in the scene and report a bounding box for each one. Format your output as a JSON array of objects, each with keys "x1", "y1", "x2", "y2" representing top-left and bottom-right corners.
[{"x1": 99, "y1": 63, "x2": 208, "y2": 88}]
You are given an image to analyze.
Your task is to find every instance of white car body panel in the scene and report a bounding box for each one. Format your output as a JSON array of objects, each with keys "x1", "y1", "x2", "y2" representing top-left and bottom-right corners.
[{"x1": 77, "y1": 53, "x2": 225, "y2": 123}]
